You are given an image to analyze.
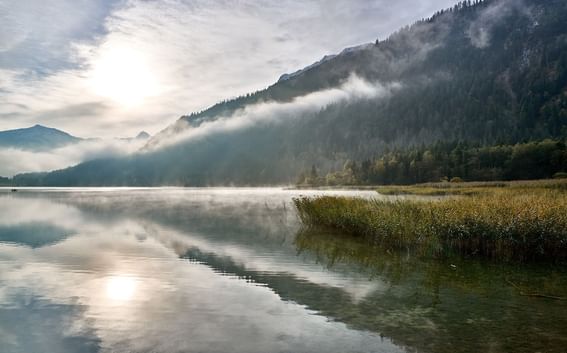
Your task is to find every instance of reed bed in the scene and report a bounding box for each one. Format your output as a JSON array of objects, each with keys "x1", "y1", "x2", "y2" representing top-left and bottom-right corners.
[
  {"x1": 294, "y1": 189, "x2": 567, "y2": 262},
  {"x1": 376, "y1": 179, "x2": 567, "y2": 196}
]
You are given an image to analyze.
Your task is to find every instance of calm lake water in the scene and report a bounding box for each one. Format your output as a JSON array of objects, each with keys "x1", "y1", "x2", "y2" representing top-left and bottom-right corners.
[{"x1": 0, "y1": 188, "x2": 566, "y2": 353}]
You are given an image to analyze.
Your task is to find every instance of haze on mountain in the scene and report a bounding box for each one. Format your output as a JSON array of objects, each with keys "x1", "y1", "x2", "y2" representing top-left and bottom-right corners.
[
  {"x1": 11, "y1": 0, "x2": 567, "y2": 186},
  {"x1": 0, "y1": 125, "x2": 81, "y2": 151},
  {"x1": 0, "y1": 125, "x2": 150, "y2": 177}
]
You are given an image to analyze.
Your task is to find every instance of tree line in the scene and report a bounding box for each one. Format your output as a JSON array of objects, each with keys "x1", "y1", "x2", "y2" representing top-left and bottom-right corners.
[{"x1": 299, "y1": 139, "x2": 567, "y2": 186}]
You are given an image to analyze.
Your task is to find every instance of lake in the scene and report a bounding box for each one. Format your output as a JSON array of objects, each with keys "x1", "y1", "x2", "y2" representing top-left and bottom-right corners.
[{"x1": 0, "y1": 188, "x2": 566, "y2": 353}]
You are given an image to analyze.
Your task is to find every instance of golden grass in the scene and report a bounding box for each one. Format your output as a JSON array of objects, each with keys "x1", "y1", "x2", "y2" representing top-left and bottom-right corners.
[
  {"x1": 376, "y1": 179, "x2": 567, "y2": 196},
  {"x1": 294, "y1": 186, "x2": 567, "y2": 262}
]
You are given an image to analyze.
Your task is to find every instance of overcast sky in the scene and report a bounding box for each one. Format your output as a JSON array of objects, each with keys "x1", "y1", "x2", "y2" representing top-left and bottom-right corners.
[{"x1": 0, "y1": 0, "x2": 456, "y2": 138}]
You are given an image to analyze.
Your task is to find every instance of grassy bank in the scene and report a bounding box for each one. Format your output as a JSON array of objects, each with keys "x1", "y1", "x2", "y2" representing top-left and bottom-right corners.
[
  {"x1": 376, "y1": 179, "x2": 567, "y2": 196},
  {"x1": 294, "y1": 184, "x2": 567, "y2": 262}
]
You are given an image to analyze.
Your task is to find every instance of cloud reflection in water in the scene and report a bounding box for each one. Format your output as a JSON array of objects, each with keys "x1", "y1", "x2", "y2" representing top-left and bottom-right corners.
[{"x1": 0, "y1": 188, "x2": 397, "y2": 353}]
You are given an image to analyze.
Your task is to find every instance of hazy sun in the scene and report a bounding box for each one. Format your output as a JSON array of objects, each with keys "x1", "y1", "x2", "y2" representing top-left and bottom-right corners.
[
  {"x1": 106, "y1": 275, "x2": 137, "y2": 301},
  {"x1": 90, "y1": 48, "x2": 160, "y2": 106}
]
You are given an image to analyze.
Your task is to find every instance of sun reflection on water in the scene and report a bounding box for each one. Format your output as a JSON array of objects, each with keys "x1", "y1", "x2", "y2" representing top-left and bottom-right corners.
[{"x1": 106, "y1": 275, "x2": 137, "y2": 301}]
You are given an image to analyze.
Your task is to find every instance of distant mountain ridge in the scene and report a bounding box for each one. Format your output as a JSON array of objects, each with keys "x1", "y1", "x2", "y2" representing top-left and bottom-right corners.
[
  {"x1": 0, "y1": 125, "x2": 151, "y2": 151},
  {"x1": 0, "y1": 125, "x2": 81, "y2": 151},
  {"x1": 12, "y1": 0, "x2": 567, "y2": 186},
  {"x1": 118, "y1": 131, "x2": 151, "y2": 142}
]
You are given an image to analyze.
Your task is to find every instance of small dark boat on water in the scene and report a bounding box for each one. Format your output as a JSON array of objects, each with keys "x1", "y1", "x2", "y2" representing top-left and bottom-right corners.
[{"x1": 11, "y1": 189, "x2": 17, "y2": 192}]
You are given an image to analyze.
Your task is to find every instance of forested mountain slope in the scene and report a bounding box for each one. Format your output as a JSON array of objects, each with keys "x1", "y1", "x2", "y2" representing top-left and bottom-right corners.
[{"x1": 14, "y1": 0, "x2": 567, "y2": 186}]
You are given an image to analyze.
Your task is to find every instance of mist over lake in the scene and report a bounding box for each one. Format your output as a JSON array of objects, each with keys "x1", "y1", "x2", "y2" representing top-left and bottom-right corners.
[{"x1": 1, "y1": 188, "x2": 565, "y2": 353}]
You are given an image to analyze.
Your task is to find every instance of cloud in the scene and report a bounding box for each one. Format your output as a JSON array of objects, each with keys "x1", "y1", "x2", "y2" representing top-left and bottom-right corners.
[
  {"x1": 147, "y1": 75, "x2": 401, "y2": 150},
  {"x1": 0, "y1": 0, "x2": 117, "y2": 69},
  {"x1": 0, "y1": 138, "x2": 145, "y2": 176},
  {"x1": 37, "y1": 102, "x2": 112, "y2": 126},
  {"x1": 0, "y1": 0, "x2": 456, "y2": 138},
  {"x1": 467, "y1": 0, "x2": 533, "y2": 49}
]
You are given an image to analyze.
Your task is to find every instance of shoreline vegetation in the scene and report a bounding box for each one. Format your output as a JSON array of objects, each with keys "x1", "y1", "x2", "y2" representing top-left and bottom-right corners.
[
  {"x1": 296, "y1": 140, "x2": 567, "y2": 188},
  {"x1": 375, "y1": 178, "x2": 567, "y2": 196},
  {"x1": 294, "y1": 179, "x2": 567, "y2": 262}
]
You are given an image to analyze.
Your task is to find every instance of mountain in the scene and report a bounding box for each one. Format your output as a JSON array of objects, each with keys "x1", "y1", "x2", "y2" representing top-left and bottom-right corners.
[
  {"x1": 136, "y1": 131, "x2": 150, "y2": 140},
  {"x1": 278, "y1": 54, "x2": 338, "y2": 82},
  {"x1": 118, "y1": 131, "x2": 151, "y2": 142},
  {"x1": 0, "y1": 125, "x2": 82, "y2": 151},
  {"x1": 13, "y1": 0, "x2": 567, "y2": 186}
]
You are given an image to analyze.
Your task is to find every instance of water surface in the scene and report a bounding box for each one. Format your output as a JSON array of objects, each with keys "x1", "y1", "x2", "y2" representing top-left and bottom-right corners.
[{"x1": 0, "y1": 188, "x2": 565, "y2": 353}]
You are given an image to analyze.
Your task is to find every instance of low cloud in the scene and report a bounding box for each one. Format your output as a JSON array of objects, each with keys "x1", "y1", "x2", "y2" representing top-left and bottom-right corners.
[
  {"x1": 0, "y1": 138, "x2": 145, "y2": 176},
  {"x1": 147, "y1": 75, "x2": 401, "y2": 151},
  {"x1": 467, "y1": 0, "x2": 533, "y2": 49}
]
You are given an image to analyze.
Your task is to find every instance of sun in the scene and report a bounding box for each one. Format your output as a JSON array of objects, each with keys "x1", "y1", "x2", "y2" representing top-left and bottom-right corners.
[
  {"x1": 106, "y1": 275, "x2": 137, "y2": 301},
  {"x1": 89, "y1": 47, "x2": 161, "y2": 106}
]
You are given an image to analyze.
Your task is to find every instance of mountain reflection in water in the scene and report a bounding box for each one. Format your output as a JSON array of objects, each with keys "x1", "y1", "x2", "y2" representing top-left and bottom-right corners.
[{"x1": 0, "y1": 188, "x2": 565, "y2": 353}]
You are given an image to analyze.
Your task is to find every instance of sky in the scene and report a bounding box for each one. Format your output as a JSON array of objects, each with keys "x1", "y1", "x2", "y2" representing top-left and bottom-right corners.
[{"x1": 0, "y1": 0, "x2": 457, "y2": 139}]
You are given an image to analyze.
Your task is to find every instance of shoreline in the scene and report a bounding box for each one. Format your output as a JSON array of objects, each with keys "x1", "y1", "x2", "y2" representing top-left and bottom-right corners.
[{"x1": 294, "y1": 180, "x2": 567, "y2": 263}]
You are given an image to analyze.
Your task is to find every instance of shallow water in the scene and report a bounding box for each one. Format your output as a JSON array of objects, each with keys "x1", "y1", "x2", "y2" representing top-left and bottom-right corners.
[{"x1": 0, "y1": 188, "x2": 565, "y2": 353}]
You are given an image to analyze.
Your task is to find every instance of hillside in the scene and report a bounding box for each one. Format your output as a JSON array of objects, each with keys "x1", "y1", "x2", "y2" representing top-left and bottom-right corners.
[
  {"x1": 0, "y1": 125, "x2": 81, "y2": 151},
  {"x1": 14, "y1": 0, "x2": 567, "y2": 186}
]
